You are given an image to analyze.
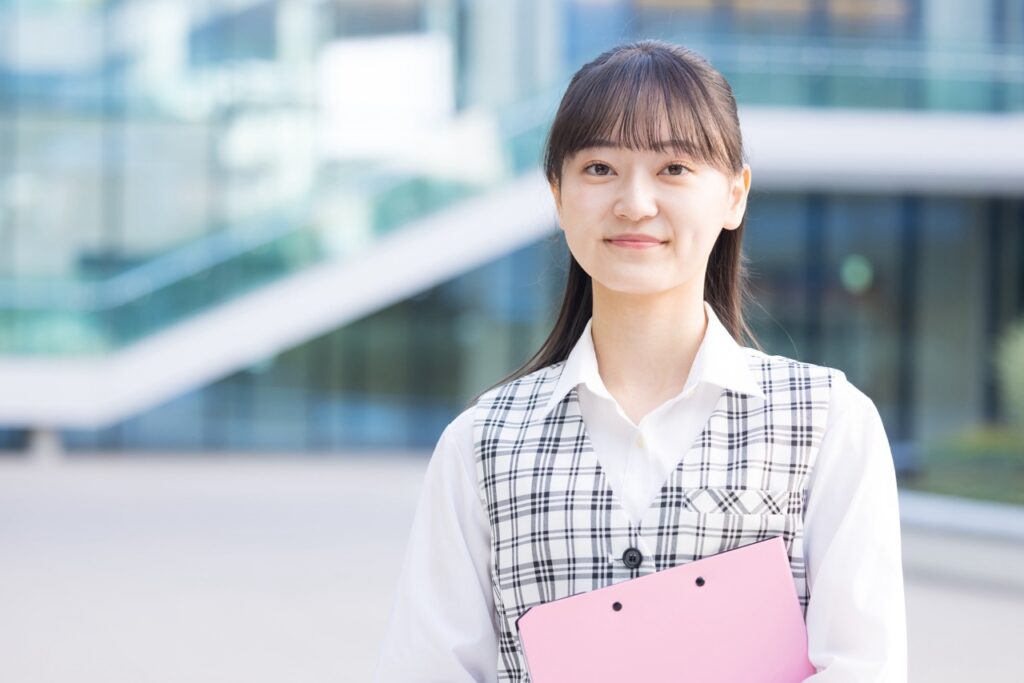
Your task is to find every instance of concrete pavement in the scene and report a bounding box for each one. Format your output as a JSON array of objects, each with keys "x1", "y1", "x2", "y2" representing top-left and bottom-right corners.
[{"x1": 0, "y1": 453, "x2": 1020, "y2": 682}]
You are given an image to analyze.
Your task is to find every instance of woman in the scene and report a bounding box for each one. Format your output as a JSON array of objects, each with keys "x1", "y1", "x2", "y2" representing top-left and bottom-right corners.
[{"x1": 376, "y1": 39, "x2": 907, "y2": 682}]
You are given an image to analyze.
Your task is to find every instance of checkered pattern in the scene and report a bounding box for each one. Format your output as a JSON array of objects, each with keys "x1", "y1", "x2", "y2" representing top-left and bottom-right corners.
[{"x1": 473, "y1": 349, "x2": 836, "y2": 682}]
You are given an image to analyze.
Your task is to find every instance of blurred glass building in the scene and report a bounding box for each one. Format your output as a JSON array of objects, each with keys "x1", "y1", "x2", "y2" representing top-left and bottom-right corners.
[{"x1": 1, "y1": 0, "x2": 1022, "y2": 490}]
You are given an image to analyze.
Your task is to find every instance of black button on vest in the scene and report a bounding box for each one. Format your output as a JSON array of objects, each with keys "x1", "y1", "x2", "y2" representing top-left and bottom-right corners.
[{"x1": 621, "y1": 547, "x2": 643, "y2": 568}]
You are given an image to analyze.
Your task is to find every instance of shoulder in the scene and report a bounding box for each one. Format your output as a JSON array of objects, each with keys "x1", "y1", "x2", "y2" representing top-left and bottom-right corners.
[
  {"x1": 740, "y1": 346, "x2": 847, "y2": 395},
  {"x1": 743, "y1": 348, "x2": 882, "y2": 429},
  {"x1": 443, "y1": 360, "x2": 559, "y2": 449},
  {"x1": 825, "y1": 368, "x2": 884, "y2": 430},
  {"x1": 472, "y1": 361, "x2": 566, "y2": 407},
  {"x1": 429, "y1": 362, "x2": 569, "y2": 503},
  {"x1": 429, "y1": 405, "x2": 480, "y2": 495},
  {"x1": 446, "y1": 403, "x2": 476, "y2": 447},
  {"x1": 738, "y1": 347, "x2": 883, "y2": 423},
  {"x1": 741, "y1": 346, "x2": 843, "y2": 377}
]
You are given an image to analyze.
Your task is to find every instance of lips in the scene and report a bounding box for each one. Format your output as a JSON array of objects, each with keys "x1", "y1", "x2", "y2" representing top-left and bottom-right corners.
[
  {"x1": 606, "y1": 233, "x2": 664, "y2": 243},
  {"x1": 606, "y1": 238, "x2": 666, "y2": 250},
  {"x1": 605, "y1": 233, "x2": 667, "y2": 250}
]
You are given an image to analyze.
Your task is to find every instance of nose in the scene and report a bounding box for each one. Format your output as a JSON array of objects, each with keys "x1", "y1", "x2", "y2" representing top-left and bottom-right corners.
[{"x1": 613, "y1": 174, "x2": 658, "y2": 222}]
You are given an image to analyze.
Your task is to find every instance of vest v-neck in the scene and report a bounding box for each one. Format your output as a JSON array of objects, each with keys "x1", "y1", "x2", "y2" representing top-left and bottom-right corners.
[{"x1": 562, "y1": 383, "x2": 724, "y2": 529}]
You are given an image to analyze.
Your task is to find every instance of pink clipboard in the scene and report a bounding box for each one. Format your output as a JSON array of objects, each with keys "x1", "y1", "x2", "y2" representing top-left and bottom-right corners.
[{"x1": 515, "y1": 536, "x2": 816, "y2": 682}]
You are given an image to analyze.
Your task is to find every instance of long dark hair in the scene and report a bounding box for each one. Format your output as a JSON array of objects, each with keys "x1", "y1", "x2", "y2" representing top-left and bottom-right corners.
[{"x1": 466, "y1": 39, "x2": 762, "y2": 409}]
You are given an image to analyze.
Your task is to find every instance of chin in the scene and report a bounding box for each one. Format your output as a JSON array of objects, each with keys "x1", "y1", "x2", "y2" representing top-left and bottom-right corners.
[{"x1": 595, "y1": 279, "x2": 672, "y2": 296}]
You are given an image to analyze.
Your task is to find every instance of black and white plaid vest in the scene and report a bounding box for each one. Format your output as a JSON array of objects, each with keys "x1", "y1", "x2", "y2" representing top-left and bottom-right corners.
[{"x1": 473, "y1": 349, "x2": 836, "y2": 682}]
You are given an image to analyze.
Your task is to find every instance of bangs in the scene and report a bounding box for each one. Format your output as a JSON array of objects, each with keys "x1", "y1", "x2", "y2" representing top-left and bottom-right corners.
[{"x1": 549, "y1": 49, "x2": 736, "y2": 176}]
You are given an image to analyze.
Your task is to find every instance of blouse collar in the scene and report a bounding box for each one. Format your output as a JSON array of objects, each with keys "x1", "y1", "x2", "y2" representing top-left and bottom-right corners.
[{"x1": 538, "y1": 300, "x2": 766, "y2": 420}]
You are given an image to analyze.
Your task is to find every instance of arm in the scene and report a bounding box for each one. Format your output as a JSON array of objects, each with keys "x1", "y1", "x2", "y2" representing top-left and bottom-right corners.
[
  {"x1": 802, "y1": 371, "x2": 909, "y2": 682},
  {"x1": 374, "y1": 408, "x2": 499, "y2": 683}
]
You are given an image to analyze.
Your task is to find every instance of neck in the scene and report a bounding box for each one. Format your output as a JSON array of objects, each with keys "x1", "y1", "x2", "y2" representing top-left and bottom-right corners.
[{"x1": 589, "y1": 280, "x2": 708, "y2": 405}]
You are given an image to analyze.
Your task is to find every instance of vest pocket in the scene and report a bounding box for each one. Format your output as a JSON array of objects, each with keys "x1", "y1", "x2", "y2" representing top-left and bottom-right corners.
[
  {"x1": 681, "y1": 486, "x2": 801, "y2": 516},
  {"x1": 656, "y1": 488, "x2": 802, "y2": 565}
]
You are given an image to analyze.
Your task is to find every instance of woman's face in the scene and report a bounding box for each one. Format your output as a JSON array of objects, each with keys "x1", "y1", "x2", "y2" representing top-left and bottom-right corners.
[{"x1": 550, "y1": 140, "x2": 751, "y2": 296}]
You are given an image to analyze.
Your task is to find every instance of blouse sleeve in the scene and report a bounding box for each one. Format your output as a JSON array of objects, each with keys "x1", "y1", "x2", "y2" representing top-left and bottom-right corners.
[
  {"x1": 801, "y1": 370, "x2": 909, "y2": 682},
  {"x1": 373, "y1": 407, "x2": 499, "y2": 683}
]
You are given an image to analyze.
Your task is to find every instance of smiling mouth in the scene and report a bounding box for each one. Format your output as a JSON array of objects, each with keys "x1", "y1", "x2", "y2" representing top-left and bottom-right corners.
[{"x1": 605, "y1": 239, "x2": 667, "y2": 249}]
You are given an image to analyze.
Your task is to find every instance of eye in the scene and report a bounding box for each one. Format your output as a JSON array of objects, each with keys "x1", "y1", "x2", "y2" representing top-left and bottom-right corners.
[
  {"x1": 583, "y1": 162, "x2": 612, "y2": 176},
  {"x1": 582, "y1": 162, "x2": 691, "y2": 177}
]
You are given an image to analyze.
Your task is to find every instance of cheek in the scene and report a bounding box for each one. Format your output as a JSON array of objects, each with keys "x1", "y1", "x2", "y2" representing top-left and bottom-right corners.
[
  {"x1": 563, "y1": 227, "x2": 596, "y2": 261},
  {"x1": 558, "y1": 204, "x2": 602, "y2": 245},
  {"x1": 557, "y1": 193, "x2": 602, "y2": 225}
]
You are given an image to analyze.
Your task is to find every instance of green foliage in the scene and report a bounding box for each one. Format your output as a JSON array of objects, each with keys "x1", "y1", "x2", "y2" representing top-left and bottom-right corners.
[
  {"x1": 936, "y1": 424, "x2": 1024, "y2": 461},
  {"x1": 903, "y1": 328, "x2": 1024, "y2": 503},
  {"x1": 995, "y1": 315, "x2": 1024, "y2": 436}
]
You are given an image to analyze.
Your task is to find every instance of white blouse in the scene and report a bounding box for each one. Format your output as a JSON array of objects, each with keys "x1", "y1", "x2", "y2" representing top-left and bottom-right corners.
[{"x1": 375, "y1": 301, "x2": 908, "y2": 682}]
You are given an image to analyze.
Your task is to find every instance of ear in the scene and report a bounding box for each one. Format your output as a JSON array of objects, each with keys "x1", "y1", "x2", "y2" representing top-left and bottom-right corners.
[
  {"x1": 724, "y1": 164, "x2": 751, "y2": 231},
  {"x1": 549, "y1": 180, "x2": 563, "y2": 230},
  {"x1": 549, "y1": 180, "x2": 561, "y2": 208}
]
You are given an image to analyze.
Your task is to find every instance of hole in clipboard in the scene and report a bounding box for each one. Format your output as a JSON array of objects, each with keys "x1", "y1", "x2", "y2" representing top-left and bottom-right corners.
[{"x1": 610, "y1": 577, "x2": 706, "y2": 613}]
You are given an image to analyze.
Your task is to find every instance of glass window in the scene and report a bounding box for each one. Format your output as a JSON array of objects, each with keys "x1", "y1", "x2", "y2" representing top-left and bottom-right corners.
[
  {"x1": 821, "y1": 194, "x2": 904, "y2": 426},
  {"x1": 743, "y1": 194, "x2": 811, "y2": 357}
]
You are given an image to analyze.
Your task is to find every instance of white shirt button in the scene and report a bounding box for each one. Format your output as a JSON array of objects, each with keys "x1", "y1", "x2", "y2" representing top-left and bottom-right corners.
[{"x1": 634, "y1": 433, "x2": 645, "y2": 448}]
